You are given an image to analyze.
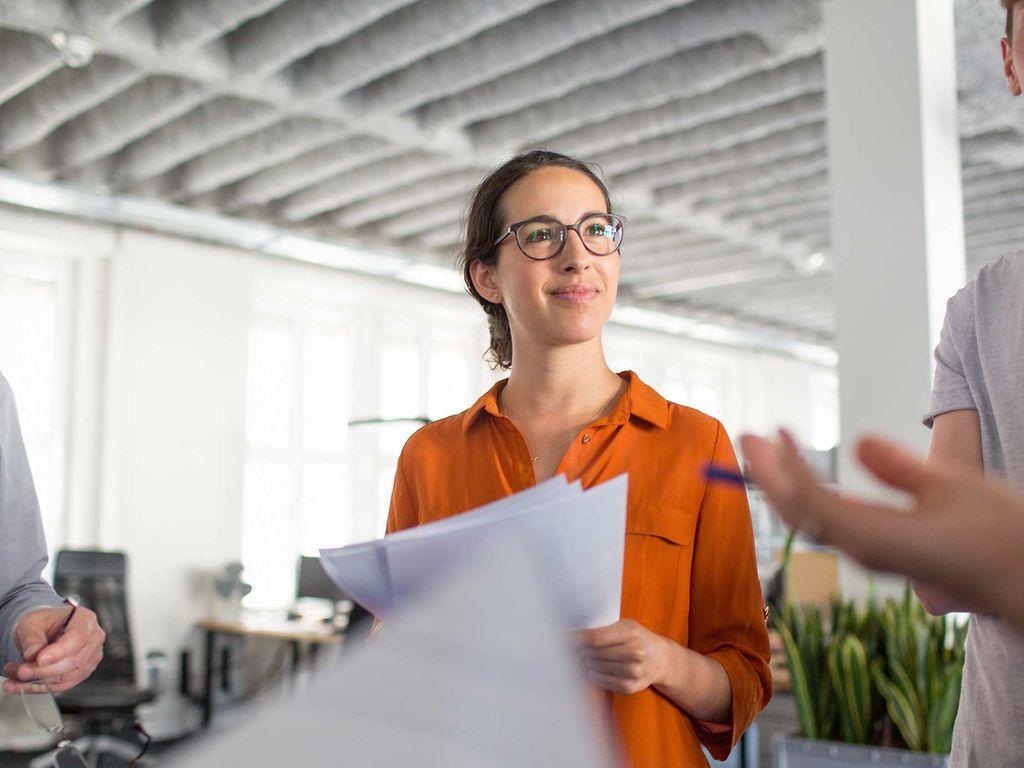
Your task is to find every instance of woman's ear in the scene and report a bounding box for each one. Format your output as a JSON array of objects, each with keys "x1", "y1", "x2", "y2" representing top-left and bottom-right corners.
[
  {"x1": 470, "y1": 259, "x2": 502, "y2": 304},
  {"x1": 1003, "y1": 37, "x2": 1022, "y2": 95}
]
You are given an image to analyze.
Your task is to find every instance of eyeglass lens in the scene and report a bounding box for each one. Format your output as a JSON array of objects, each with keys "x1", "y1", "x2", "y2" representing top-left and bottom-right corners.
[
  {"x1": 516, "y1": 214, "x2": 622, "y2": 259},
  {"x1": 21, "y1": 687, "x2": 64, "y2": 734},
  {"x1": 20, "y1": 686, "x2": 89, "y2": 767},
  {"x1": 20, "y1": 683, "x2": 149, "y2": 767}
]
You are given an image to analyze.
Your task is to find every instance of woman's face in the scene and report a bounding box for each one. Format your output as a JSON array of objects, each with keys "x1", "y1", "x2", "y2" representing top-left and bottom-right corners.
[{"x1": 474, "y1": 166, "x2": 621, "y2": 356}]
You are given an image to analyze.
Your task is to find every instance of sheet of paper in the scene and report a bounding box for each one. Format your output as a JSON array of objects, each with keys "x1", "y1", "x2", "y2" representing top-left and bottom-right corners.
[
  {"x1": 528, "y1": 474, "x2": 627, "y2": 628},
  {"x1": 319, "y1": 477, "x2": 577, "y2": 615},
  {"x1": 321, "y1": 474, "x2": 627, "y2": 629},
  {"x1": 166, "y1": 537, "x2": 617, "y2": 768},
  {"x1": 384, "y1": 475, "x2": 577, "y2": 543},
  {"x1": 318, "y1": 541, "x2": 392, "y2": 617},
  {"x1": 387, "y1": 475, "x2": 626, "y2": 628},
  {"x1": 319, "y1": 477, "x2": 581, "y2": 616}
]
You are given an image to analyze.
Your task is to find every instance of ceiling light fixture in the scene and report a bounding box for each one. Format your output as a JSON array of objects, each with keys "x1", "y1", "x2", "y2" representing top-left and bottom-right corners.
[
  {"x1": 793, "y1": 250, "x2": 827, "y2": 276},
  {"x1": 50, "y1": 30, "x2": 97, "y2": 69}
]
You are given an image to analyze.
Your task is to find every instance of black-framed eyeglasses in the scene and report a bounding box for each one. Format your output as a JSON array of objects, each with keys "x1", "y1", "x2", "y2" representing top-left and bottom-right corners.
[{"x1": 493, "y1": 212, "x2": 625, "y2": 261}]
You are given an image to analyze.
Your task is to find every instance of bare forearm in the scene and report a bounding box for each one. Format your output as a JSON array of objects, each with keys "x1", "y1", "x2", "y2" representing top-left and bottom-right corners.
[
  {"x1": 914, "y1": 411, "x2": 984, "y2": 615},
  {"x1": 653, "y1": 639, "x2": 732, "y2": 724}
]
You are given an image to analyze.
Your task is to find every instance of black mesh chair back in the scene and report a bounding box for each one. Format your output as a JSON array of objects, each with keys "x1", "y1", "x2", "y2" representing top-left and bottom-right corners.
[
  {"x1": 44, "y1": 550, "x2": 154, "y2": 762},
  {"x1": 53, "y1": 550, "x2": 141, "y2": 696}
]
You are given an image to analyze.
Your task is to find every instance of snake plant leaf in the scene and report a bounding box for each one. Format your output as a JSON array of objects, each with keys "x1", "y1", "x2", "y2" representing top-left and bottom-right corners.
[
  {"x1": 876, "y1": 661, "x2": 925, "y2": 751},
  {"x1": 927, "y1": 663, "x2": 963, "y2": 754},
  {"x1": 829, "y1": 635, "x2": 872, "y2": 744},
  {"x1": 778, "y1": 618, "x2": 819, "y2": 740}
]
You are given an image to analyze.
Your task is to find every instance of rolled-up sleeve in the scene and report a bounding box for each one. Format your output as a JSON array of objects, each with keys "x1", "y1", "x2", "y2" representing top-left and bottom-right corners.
[
  {"x1": 687, "y1": 422, "x2": 772, "y2": 760},
  {"x1": 0, "y1": 373, "x2": 63, "y2": 668},
  {"x1": 924, "y1": 286, "x2": 977, "y2": 428}
]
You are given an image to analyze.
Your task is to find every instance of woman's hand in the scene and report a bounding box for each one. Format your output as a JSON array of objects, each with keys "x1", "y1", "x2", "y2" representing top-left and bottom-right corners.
[{"x1": 573, "y1": 619, "x2": 669, "y2": 695}]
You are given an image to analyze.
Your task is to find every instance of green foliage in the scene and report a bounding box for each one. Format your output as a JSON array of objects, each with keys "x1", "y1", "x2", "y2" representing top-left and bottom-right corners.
[
  {"x1": 829, "y1": 634, "x2": 872, "y2": 744},
  {"x1": 774, "y1": 585, "x2": 967, "y2": 754}
]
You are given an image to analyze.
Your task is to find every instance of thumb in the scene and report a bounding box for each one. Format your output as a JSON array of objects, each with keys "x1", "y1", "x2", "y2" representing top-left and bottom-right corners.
[
  {"x1": 17, "y1": 624, "x2": 48, "y2": 663},
  {"x1": 855, "y1": 436, "x2": 934, "y2": 495}
]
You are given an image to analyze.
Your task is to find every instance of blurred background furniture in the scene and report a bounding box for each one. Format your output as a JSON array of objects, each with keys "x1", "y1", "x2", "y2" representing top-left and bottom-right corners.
[{"x1": 32, "y1": 549, "x2": 161, "y2": 768}]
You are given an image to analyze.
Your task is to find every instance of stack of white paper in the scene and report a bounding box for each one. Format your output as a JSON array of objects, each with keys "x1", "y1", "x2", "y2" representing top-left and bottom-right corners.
[
  {"x1": 320, "y1": 474, "x2": 628, "y2": 629},
  {"x1": 167, "y1": 536, "x2": 618, "y2": 767}
]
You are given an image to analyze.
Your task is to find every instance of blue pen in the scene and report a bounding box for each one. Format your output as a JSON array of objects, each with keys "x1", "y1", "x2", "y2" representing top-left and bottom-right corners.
[{"x1": 703, "y1": 463, "x2": 748, "y2": 486}]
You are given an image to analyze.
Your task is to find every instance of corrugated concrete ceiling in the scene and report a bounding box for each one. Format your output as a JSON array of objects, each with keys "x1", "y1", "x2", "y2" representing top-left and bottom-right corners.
[{"x1": 0, "y1": 0, "x2": 1015, "y2": 346}]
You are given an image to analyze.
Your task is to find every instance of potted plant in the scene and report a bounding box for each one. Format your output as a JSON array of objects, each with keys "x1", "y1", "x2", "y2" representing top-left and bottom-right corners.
[
  {"x1": 212, "y1": 561, "x2": 253, "y2": 621},
  {"x1": 774, "y1": 586, "x2": 967, "y2": 767}
]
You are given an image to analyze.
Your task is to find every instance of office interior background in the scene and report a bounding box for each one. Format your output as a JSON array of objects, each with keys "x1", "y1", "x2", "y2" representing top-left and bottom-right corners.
[{"x1": 0, "y1": 0, "x2": 1011, "y2": 764}]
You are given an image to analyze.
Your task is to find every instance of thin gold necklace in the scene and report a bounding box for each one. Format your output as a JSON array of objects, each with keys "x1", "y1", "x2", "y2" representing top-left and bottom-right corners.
[{"x1": 505, "y1": 383, "x2": 623, "y2": 463}]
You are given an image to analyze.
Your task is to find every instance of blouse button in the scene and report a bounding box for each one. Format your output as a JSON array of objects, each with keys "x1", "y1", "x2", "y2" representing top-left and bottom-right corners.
[{"x1": 581, "y1": 434, "x2": 591, "y2": 445}]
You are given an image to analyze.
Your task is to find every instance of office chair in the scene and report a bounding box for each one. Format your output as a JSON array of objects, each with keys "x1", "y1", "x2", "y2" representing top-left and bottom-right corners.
[
  {"x1": 295, "y1": 555, "x2": 372, "y2": 645},
  {"x1": 31, "y1": 550, "x2": 159, "y2": 768}
]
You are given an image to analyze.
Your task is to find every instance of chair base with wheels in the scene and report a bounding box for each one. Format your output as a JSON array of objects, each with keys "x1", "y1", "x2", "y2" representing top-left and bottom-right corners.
[
  {"x1": 29, "y1": 734, "x2": 155, "y2": 768},
  {"x1": 29, "y1": 686, "x2": 155, "y2": 768}
]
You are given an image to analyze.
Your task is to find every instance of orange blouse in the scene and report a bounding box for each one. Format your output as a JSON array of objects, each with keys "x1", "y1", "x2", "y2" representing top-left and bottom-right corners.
[{"x1": 386, "y1": 371, "x2": 771, "y2": 767}]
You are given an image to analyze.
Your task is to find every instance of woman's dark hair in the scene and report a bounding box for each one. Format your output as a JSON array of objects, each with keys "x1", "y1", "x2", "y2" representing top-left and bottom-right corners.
[
  {"x1": 458, "y1": 150, "x2": 614, "y2": 370},
  {"x1": 1004, "y1": 0, "x2": 1019, "y2": 40}
]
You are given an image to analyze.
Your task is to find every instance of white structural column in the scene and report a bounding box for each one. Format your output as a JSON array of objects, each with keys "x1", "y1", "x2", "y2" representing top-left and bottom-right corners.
[{"x1": 824, "y1": 0, "x2": 966, "y2": 594}]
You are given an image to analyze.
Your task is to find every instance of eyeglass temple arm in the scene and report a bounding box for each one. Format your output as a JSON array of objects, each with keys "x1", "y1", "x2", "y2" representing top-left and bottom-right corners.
[{"x1": 492, "y1": 228, "x2": 513, "y2": 248}]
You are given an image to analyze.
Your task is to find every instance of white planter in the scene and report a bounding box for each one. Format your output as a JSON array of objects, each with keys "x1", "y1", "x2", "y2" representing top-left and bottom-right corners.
[{"x1": 774, "y1": 735, "x2": 949, "y2": 768}]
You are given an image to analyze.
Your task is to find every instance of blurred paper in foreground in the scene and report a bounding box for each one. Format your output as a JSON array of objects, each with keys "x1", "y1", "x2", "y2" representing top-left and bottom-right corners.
[{"x1": 165, "y1": 536, "x2": 617, "y2": 767}]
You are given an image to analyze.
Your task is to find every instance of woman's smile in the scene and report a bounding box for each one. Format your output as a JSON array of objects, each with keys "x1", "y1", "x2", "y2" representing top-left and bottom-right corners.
[{"x1": 550, "y1": 284, "x2": 600, "y2": 305}]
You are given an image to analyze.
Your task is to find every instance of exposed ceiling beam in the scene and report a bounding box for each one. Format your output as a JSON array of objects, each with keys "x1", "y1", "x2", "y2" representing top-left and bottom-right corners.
[
  {"x1": 0, "y1": 29, "x2": 65, "y2": 107},
  {"x1": 192, "y1": 138, "x2": 402, "y2": 213},
  {"x1": 634, "y1": 265, "x2": 793, "y2": 298},
  {"x1": 333, "y1": 169, "x2": 481, "y2": 229},
  {"x1": 352, "y1": 0, "x2": 698, "y2": 121},
  {"x1": 274, "y1": 152, "x2": 474, "y2": 223}
]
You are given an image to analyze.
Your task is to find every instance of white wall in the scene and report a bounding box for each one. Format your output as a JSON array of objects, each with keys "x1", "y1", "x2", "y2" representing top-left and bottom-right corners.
[
  {"x1": 0, "y1": 202, "x2": 837, "y2": 737},
  {"x1": 100, "y1": 229, "x2": 255, "y2": 732}
]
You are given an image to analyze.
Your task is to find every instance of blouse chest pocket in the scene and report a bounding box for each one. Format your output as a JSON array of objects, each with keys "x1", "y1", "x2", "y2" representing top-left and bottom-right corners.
[{"x1": 621, "y1": 504, "x2": 695, "y2": 631}]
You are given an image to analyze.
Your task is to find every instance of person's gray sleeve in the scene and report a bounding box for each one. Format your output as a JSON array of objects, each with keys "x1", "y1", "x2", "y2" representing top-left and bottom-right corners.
[
  {"x1": 0, "y1": 372, "x2": 63, "y2": 669},
  {"x1": 923, "y1": 284, "x2": 978, "y2": 428}
]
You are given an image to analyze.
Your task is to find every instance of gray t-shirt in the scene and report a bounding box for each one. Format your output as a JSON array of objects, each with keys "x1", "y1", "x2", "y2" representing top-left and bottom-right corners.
[{"x1": 924, "y1": 251, "x2": 1024, "y2": 768}]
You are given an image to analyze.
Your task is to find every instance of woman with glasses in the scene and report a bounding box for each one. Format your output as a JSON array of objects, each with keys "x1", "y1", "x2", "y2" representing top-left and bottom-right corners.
[{"x1": 385, "y1": 150, "x2": 770, "y2": 766}]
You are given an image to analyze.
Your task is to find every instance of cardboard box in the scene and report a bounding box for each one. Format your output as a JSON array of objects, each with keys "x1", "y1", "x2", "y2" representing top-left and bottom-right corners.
[{"x1": 786, "y1": 549, "x2": 839, "y2": 606}]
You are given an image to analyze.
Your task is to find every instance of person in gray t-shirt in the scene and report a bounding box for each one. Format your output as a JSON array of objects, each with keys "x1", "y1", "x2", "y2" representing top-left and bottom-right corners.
[
  {"x1": 0, "y1": 371, "x2": 105, "y2": 694},
  {"x1": 912, "y1": 5, "x2": 1024, "y2": 763},
  {"x1": 921, "y1": 251, "x2": 1024, "y2": 768}
]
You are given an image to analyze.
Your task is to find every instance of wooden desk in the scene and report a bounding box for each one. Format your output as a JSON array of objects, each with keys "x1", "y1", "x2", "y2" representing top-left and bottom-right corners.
[{"x1": 195, "y1": 615, "x2": 342, "y2": 728}]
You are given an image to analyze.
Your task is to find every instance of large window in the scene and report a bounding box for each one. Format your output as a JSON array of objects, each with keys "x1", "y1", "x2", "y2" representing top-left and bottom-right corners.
[
  {"x1": 810, "y1": 371, "x2": 841, "y2": 451},
  {"x1": 375, "y1": 324, "x2": 475, "y2": 538},
  {"x1": 242, "y1": 309, "x2": 352, "y2": 608},
  {"x1": 605, "y1": 333, "x2": 733, "y2": 429},
  {"x1": 0, "y1": 257, "x2": 69, "y2": 549},
  {"x1": 241, "y1": 280, "x2": 486, "y2": 607}
]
